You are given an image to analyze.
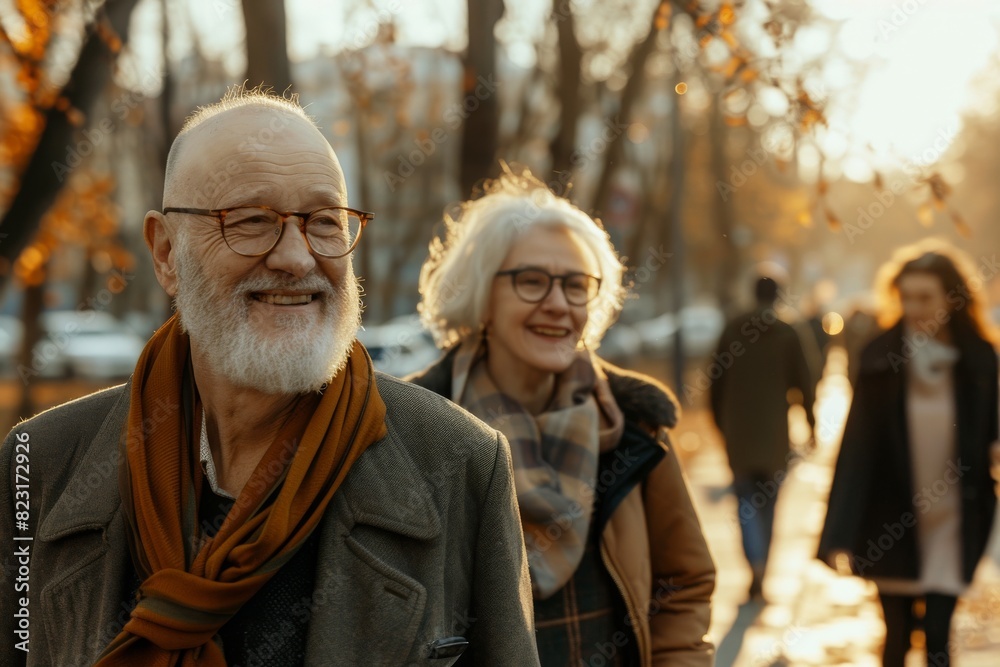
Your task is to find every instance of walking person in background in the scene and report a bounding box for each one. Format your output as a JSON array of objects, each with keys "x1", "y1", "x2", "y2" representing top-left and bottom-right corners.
[
  {"x1": 407, "y1": 167, "x2": 716, "y2": 667},
  {"x1": 710, "y1": 271, "x2": 817, "y2": 601},
  {"x1": 819, "y1": 240, "x2": 999, "y2": 667}
]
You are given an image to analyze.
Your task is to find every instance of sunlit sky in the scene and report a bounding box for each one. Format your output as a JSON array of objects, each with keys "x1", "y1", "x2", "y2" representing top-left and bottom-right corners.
[
  {"x1": 810, "y1": 0, "x2": 1000, "y2": 181},
  {"x1": 73, "y1": 0, "x2": 1000, "y2": 184}
]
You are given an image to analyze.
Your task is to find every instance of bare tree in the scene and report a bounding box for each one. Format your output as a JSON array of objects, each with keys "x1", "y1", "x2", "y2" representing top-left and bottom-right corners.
[
  {"x1": 0, "y1": 0, "x2": 141, "y2": 288},
  {"x1": 549, "y1": 8, "x2": 583, "y2": 178},
  {"x1": 709, "y1": 92, "x2": 739, "y2": 312},
  {"x1": 589, "y1": 2, "x2": 664, "y2": 215},
  {"x1": 241, "y1": 0, "x2": 292, "y2": 91},
  {"x1": 459, "y1": 0, "x2": 504, "y2": 197}
]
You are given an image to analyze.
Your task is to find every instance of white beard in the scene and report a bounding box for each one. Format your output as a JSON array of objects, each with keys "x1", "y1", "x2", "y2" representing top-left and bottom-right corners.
[{"x1": 172, "y1": 233, "x2": 362, "y2": 394}]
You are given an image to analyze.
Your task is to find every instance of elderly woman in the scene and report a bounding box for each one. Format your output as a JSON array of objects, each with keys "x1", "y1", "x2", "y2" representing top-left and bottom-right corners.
[
  {"x1": 407, "y1": 169, "x2": 715, "y2": 667},
  {"x1": 820, "y1": 241, "x2": 999, "y2": 667}
]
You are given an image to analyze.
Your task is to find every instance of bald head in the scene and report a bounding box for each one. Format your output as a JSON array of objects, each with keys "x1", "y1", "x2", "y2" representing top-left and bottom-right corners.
[{"x1": 163, "y1": 87, "x2": 344, "y2": 210}]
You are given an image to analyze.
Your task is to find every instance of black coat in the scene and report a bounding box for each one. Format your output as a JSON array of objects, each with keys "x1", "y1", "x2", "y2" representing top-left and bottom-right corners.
[
  {"x1": 709, "y1": 309, "x2": 816, "y2": 475},
  {"x1": 818, "y1": 322, "x2": 998, "y2": 582}
]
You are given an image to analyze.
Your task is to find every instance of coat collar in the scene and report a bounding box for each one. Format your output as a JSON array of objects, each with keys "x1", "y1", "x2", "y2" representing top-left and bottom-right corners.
[
  {"x1": 38, "y1": 379, "x2": 440, "y2": 543},
  {"x1": 406, "y1": 347, "x2": 680, "y2": 431},
  {"x1": 39, "y1": 385, "x2": 130, "y2": 540}
]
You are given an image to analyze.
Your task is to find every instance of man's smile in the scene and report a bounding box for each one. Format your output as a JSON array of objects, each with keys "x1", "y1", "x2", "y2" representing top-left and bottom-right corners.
[{"x1": 252, "y1": 292, "x2": 316, "y2": 305}]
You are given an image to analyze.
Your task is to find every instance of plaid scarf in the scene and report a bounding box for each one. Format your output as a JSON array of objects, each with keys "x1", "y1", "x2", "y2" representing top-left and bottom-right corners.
[
  {"x1": 452, "y1": 337, "x2": 623, "y2": 599},
  {"x1": 97, "y1": 313, "x2": 387, "y2": 666}
]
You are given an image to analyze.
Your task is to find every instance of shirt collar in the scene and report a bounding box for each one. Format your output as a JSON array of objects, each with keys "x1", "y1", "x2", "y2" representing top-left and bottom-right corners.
[{"x1": 199, "y1": 411, "x2": 236, "y2": 500}]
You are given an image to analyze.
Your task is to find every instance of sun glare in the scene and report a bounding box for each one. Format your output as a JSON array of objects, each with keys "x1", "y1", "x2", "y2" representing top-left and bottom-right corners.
[{"x1": 814, "y1": 1, "x2": 1000, "y2": 180}]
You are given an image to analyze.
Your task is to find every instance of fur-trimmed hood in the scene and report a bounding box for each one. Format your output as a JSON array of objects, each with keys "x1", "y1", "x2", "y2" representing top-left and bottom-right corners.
[{"x1": 404, "y1": 348, "x2": 680, "y2": 432}]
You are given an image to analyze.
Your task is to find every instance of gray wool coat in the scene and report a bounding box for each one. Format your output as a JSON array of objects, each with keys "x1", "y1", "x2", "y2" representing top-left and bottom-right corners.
[{"x1": 0, "y1": 374, "x2": 541, "y2": 666}]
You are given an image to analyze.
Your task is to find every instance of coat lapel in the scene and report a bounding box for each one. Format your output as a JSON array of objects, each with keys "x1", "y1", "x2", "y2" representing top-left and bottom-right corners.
[
  {"x1": 35, "y1": 385, "x2": 132, "y2": 666},
  {"x1": 305, "y1": 420, "x2": 442, "y2": 664}
]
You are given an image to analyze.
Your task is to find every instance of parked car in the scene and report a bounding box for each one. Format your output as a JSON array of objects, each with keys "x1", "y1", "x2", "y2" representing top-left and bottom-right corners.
[
  {"x1": 357, "y1": 314, "x2": 440, "y2": 378},
  {"x1": 631, "y1": 305, "x2": 726, "y2": 359},
  {"x1": 0, "y1": 310, "x2": 147, "y2": 381},
  {"x1": 0, "y1": 315, "x2": 23, "y2": 377},
  {"x1": 598, "y1": 323, "x2": 642, "y2": 363}
]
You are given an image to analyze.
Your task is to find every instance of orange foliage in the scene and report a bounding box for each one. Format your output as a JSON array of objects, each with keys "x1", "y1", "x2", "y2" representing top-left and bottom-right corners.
[
  {"x1": 95, "y1": 14, "x2": 122, "y2": 54},
  {"x1": 917, "y1": 203, "x2": 934, "y2": 227},
  {"x1": 1, "y1": 2, "x2": 132, "y2": 287},
  {"x1": 719, "y1": 4, "x2": 736, "y2": 27},
  {"x1": 10, "y1": 0, "x2": 55, "y2": 62},
  {"x1": 796, "y1": 89, "x2": 827, "y2": 131},
  {"x1": 911, "y1": 172, "x2": 969, "y2": 236},
  {"x1": 12, "y1": 171, "x2": 133, "y2": 286},
  {"x1": 824, "y1": 206, "x2": 840, "y2": 231},
  {"x1": 654, "y1": 1, "x2": 671, "y2": 31},
  {"x1": 0, "y1": 1, "x2": 58, "y2": 181},
  {"x1": 951, "y1": 211, "x2": 971, "y2": 238}
]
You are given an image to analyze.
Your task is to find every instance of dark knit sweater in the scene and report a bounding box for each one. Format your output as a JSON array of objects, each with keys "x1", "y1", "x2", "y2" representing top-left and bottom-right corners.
[{"x1": 122, "y1": 484, "x2": 319, "y2": 666}]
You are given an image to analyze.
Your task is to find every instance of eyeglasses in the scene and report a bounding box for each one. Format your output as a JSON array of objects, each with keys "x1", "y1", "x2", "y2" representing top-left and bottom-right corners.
[
  {"x1": 495, "y1": 268, "x2": 601, "y2": 306},
  {"x1": 162, "y1": 205, "x2": 374, "y2": 258}
]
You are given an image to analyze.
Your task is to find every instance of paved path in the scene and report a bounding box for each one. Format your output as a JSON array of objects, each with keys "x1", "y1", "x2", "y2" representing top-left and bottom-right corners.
[{"x1": 673, "y1": 347, "x2": 1000, "y2": 666}]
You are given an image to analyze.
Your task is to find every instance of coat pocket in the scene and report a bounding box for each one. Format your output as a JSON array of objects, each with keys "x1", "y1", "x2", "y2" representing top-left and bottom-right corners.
[{"x1": 306, "y1": 532, "x2": 428, "y2": 664}]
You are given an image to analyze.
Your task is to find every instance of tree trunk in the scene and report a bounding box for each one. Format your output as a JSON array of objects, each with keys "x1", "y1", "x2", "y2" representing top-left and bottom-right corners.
[
  {"x1": 15, "y1": 281, "x2": 44, "y2": 420},
  {"x1": 668, "y1": 73, "x2": 686, "y2": 395},
  {"x1": 0, "y1": 0, "x2": 141, "y2": 289},
  {"x1": 590, "y1": 2, "x2": 663, "y2": 215},
  {"x1": 458, "y1": 0, "x2": 504, "y2": 198},
  {"x1": 709, "y1": 92, "x2": 739, "y2": 313},
  {"x1": 548, "y1": 6, "x2": 582, "y2": 181},
  {"x1": 241, "y1": 0, "x2": 292, "y2": 92}
]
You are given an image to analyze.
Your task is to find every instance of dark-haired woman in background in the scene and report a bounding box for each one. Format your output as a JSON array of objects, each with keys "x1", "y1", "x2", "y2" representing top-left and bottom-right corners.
[{"x1": 819, "y1": 240, "x2": 999, "y2": 667}]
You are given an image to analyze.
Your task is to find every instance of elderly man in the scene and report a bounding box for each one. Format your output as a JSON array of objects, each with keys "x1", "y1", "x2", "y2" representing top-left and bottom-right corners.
[{"x1": 0, "y1": 89, "x2": 539, "y2": 666}]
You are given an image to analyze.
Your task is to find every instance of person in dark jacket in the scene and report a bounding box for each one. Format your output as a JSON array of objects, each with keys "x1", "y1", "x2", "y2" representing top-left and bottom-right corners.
[
  {"x1": 819, "y1": 240, "x2": 999, "y2": 667},
  {"x1": 407, "y1": 166, "x2": 716, "y2": 667},
  {"x1": 710, "y1": 273, "x2": 816, "y2": 599}
]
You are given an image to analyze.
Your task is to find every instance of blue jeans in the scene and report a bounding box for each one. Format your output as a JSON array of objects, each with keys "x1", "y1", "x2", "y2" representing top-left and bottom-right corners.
[{"x1": 732, "y1": 472, "x2": 782, "y2": 572}]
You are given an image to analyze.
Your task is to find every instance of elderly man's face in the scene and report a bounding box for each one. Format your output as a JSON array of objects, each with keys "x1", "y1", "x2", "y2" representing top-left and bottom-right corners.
[{"x1": 165, "y1": 108, "x2": 361, "y2": 393}]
